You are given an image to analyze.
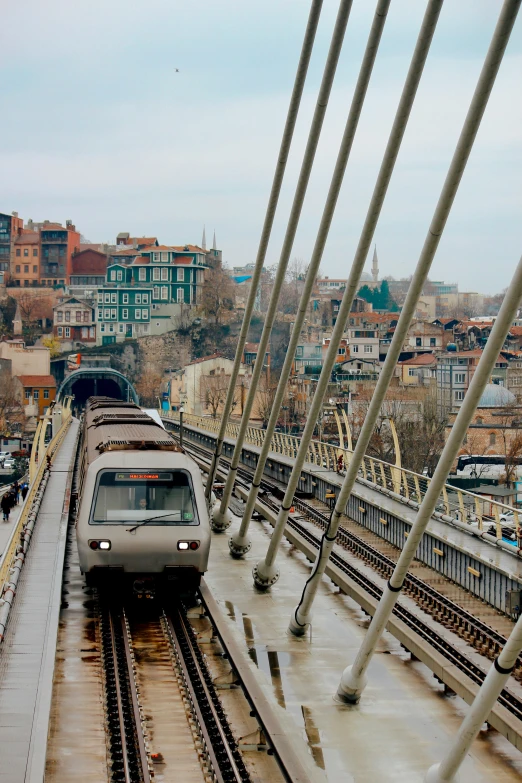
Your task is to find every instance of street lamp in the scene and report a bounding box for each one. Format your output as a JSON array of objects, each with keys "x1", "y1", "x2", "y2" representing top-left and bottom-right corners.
[
  {"x1": 282, "y1": 405, "x2": 289, "y2": 435},
  {"x1": 179, "y1": 405, "x2": 185, "y2": 448}
]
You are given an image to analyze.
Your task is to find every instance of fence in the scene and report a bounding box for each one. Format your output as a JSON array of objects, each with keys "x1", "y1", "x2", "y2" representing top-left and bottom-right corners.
[{"x1": 160, "y1": 410, "x2": 521, "y2": 541}]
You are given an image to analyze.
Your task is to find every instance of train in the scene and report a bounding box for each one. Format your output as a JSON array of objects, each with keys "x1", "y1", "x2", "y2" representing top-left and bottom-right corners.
[{"x1": 76, "y1": 397, "x2": 210, "y2": 596}]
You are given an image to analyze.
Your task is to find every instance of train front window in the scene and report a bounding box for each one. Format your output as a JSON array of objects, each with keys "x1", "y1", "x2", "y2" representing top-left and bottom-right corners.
[{"x1": 90, "y1": 470, "x2": 198, "y2": 525}]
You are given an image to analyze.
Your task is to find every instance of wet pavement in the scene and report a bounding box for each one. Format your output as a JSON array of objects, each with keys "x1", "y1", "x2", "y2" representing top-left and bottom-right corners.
[{"x1": 205, "y1": 512, "x2": 522, "y2": 783}]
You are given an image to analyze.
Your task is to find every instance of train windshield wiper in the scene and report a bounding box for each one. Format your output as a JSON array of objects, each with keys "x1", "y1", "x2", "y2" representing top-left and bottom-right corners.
[{"x1": 127, "y1": 511, "x2": 182, "y2": 533}]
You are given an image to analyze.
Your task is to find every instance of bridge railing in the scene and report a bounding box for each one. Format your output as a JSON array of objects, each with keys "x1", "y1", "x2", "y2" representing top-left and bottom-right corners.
[
  {"x1": 160, "y1": 410, "x2": 520, "y2": 541},
  {"x1": 0, "y1": 397, "x2": 73, "y2": 637}
]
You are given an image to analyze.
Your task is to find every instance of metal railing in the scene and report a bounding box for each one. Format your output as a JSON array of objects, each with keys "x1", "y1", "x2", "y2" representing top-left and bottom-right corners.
[
  {"x1": 0, "y1": 397, "x2": 73, "y2": 606},
  {"x1": 160, "y1": 410, "x2": 520, "y2": 542}
]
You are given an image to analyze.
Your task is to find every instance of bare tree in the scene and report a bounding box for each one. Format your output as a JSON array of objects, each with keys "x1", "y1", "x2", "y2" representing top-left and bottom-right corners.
[
  {"x1": 199, "y1": 265, "x2": 236, "y2": 325},
  {"x1": 134, "y1": 371, "x2": 163, "y2": 408},
  {"x1": 0, "y1": 370, "x2": 25, "y2": 434},
  {"x1": 200, "y1": 373, "x2": 230, "y2": 418},
  {"x1": 495, "y1": 404, "x2": 522, "y2": 487}
]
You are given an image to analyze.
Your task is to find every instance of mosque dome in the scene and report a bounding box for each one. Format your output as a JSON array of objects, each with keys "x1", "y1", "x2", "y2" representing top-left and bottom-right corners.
[
  {"x1": 477, "y1": 383, "x2": 516, "y2": 408},
  {"x1": 359, "y1": 271, "x2": 372, "y2": 282}
]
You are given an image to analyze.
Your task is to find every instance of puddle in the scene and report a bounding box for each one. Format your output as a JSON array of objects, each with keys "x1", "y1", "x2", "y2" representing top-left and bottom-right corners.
[
  {"x1": 301, "y1": 705, "x2": 325, "y2": 770},
  {"x1": 248, "y1": 644, "x2": 291, "y2": 709}
]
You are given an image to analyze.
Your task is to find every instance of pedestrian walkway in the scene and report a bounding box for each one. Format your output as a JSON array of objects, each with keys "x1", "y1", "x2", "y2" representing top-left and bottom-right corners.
[
  {"x1": 0, "y1": 421, "x2": 78, "y2": 783},
  {"x1": 0, "y1": 490, "x2": 24, "y2": 561}
]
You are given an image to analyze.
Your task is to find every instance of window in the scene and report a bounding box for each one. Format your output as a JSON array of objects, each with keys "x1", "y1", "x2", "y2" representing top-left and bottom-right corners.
[
  {"x1": 65, "y1": 327, "x2": 70, "y2": 338},
  {"x1": 118, "y1": 323, "x2": 124, "y2": 333},
  {"x1": 57, "y1": 311, "x2": 63, "y2": 322},
  {"x1": 105, "y1": 293, "x2": 110, "y2": 303},
  {"x1": 16, "y1": 249, "x2": 20, "y2": 257},
  {"x1": 364, "y1": 345, "x2": 372, "y2": 353},
  {"x1": 142, "y1": 309, "x2": 148, "y2": 320},
  {"x1": 352, "y1": 345, "x2": 359, "y2": 353},
  {"x1": 81, "y1": 327, "x2": 88, "y2": 338},
  {"x1": 33, "y1": 248, "x2": 38, "y2": 257},
  {"x1": 161, "y1": 267, "x2": 169, "y2": 281},
  {"x1": 176, "y1": 288, "x2": 184, "y2": 303},
  {"x1": 123, "y1": 293, "x2": 129, "y2": 304},
  {"x1": 490, "y1": 432, "x2": 496, "y2": 446},
  {"x1": 455, "y1": 390, "x2": 465, "y2": 401},
  {"x1": 110, "y1": 270, "x2": 116, "y2": 281},
  {"x1": 117, "y1": 270, "x2": 122, "y2": 281},
  {"x1": 111, "y1": 308, "x2": 117, "y2": 319},
  {"x1": 153, "y1": 286, "x2": 160, "y2": 299},
  {"x1": 111, "y1": 293, "x2": 117, "y2": 304},
  {"x1": 33, "y1": 265, "x2": 37, "y2": 273},
  {"x1": 153, "y1": 252, "x2": 159, "y2": 262},
  {"x1": 122, "y1": 309, "x2": 128, "y2": 319},
  {"x1": 98, "y1": 309, "x2": 103, "y2": 320},
  {"x1": 89, "y1": 469, "x2": 198, "y2": 526},
  {"x1": 142, "y1": 294, "x2": 148, "y2": 304},
  {"x1": 100, "y1": 324, "x2": 105, "y2": 333},
  {"x1": 408, "y1": 368, "x2": 417, "y2": 377},
  {"x1": 135, "y1": 309, "x2": 141, "y2": 319},
  {"x1": 476, "y1": 416, "x2": 483, "y2": 424},
  {"x1": 295, "y1": 347, "x2": 303, "y2": 357},
  {"x1": 455, "y1": 373, "x2": 466, "y2": 383},
  {"x1": 430, "y1": 337, "x2": 436, "y2": 347},
  {"x1": 161, "y1": 252, "x2": 168, "y2": 262},
  {"x1": 24, "y1": 265, "x2": 29, "y2": 273},
  {"x1": 161, "y1": 286, "x2": 168, "y2": 300},
  {"x1": 25, "y1": 389, "x2": 31, "y2": 399},
  {"x1": 57, "y1": 327, "x2": 63, "y2": 337},
  {"x1": 33, "y1": 390, "x2": 39, "y2": 400},
  {"x1": 153, "y1": 268, "x2": 160, "y2": 281},
  {"x1": 65, "y1": 310, "x2": 70, "y2": 322},
  {"x1": 83, "y1": 311, "x2": 89, "y2": 322},
  {"x1": 23, "y1": 248, "x2": 28, "y2": 257},
  {"x1": 15, "y1": 265, "x2": 20, "y2": 273},
  {"x1": 135, "y1": 294, "x2": 141, "y2": 304},
  {"x1": 338, "y1": 347, "x2": 345, "y2": 355},
  {"x1": 139, "y1": 268, "x2": 146, "y2": 281},
  {"x1": 98, "y1": 293, "x2": 103, "y2": 302},
  {"x1": 177, "y1": 268, "x2": 184, "y2": 282},
  {"x1": 89, "y1": 327, "x2": 95, "y2": 338},
  {"x1": 43, "y1": 389, "x2": 49, "y2": 399},
  {"x1": 104, "y1": 309, "x2": 110, "y2": 319},
  {"x1": 415, "y1": 337, "x2": 422, "y2": 347},
  {"x1": 109, "y1": 323, "x2": 114, "y2": 333}
]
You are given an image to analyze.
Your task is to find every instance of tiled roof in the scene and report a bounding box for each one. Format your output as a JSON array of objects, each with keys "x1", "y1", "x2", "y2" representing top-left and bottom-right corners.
[
  {"x1": 399, "y1": 353, "x2": 437, "y2": 366},
  {"x1": 509, "y1": 326, "x2": 522, "y2": 336},
  {"x1": 40, "y1": 223, "x2": 66, "y2": 231},
  {"x1": 72, "y1": 249, "x2": 108, "y2": 274},
  {"x1": 16, "y1": 375, "x2": 56, "y2": 387},
  {"x1": 14, "y1": 232, "x2": 39, "y2": 244},
  {"x1": 187, "y1": 353, "x2": 223, "y2": 365}
]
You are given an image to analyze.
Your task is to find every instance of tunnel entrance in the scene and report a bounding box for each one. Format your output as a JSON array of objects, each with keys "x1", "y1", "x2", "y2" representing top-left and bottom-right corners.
[{"x1": 57, "y1": 368, "x2": 139, "y2": 410}]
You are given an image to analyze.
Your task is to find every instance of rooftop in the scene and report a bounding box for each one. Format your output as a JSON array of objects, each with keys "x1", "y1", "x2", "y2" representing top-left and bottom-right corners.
[
  {"x1": 14, "y1": 232, "x2": 39, "y2": 245},
  {"x1": 477, "y1": 383, "x2": 516, "y2": 408},
  {"x1": 16, "y1": 375, "x2": 56, "y2": 387},
  {"x1": 399, "y1": 353, "x2": 437, "y2": 366}
]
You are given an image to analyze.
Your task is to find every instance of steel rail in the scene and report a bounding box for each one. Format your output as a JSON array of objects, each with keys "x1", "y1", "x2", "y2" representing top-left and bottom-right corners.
[
  {"x1": 198, "y1": 580, "x2": 315, "y2": 783},
  {"x1": 164, "y1": 605, "x2": 250, "y2": 783},
  {"x1": 205, "y1": 0, "x2": 324, "y2": 499}
]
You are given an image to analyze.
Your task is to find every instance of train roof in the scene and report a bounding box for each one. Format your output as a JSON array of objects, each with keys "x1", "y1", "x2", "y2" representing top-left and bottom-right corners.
[{"x1": 84, "y1": 397, "x2": 182, "y2": 457}]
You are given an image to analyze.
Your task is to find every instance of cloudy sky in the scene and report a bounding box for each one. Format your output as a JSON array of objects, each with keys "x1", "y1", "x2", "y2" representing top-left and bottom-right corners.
[{"x1": 1, "y1": 0, "x2": 521, "y2": 292}]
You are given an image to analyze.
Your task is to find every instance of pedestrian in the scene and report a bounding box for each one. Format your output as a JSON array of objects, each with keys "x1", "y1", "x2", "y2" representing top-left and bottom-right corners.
[
  {"x1": 1, "y1": 493, "x2": 10, "y2": 522},
  {"x1": 21, "y1": 483, "x2": 28, "y2": 502},
  {"x1": 12, "y1": 482, "x2": 19, "y2": 505},
  {"x1": 337, "y1": 454, "x2": 344, "y2": 474}
]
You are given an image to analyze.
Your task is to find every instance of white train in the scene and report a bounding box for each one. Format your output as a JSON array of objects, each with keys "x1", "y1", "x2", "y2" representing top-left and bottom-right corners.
[{"x1": 76, "y1": 397, "x2": 210, "y2": 596}]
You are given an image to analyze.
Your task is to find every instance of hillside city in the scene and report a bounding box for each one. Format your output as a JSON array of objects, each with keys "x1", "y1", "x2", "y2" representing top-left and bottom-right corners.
[{"x1": 0, "y1": 208, "x2": 520, "y2": 491}]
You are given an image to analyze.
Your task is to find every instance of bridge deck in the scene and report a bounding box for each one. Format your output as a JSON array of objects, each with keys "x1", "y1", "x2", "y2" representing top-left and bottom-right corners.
[
  {"x1": 206, "y1": 506, "x2": 522, "y2": 782},
  {"x1": 0, "y1": 421, "x2": 78, "y2": 783}
]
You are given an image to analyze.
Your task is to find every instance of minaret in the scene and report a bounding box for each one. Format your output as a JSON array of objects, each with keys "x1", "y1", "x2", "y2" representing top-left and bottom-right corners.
[
  {"x1": 202, "y1": 226, "x2": 206, "y2": 251},
  {"x1": 12, "y1": 301, "x2": 22, "y2": 336},
  {"x1": 212, "y1": 230, "x2": 217, "y2": 251},
  {"x1": 372, "y1": 244, "x2": 379, "y2": 284}
]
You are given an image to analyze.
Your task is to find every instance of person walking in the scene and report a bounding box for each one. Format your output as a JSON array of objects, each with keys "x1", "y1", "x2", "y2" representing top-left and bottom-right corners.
[
  {"x1": 1, "y1": 493, "x2": 11, "y2": 522},
  {"x1": 21, "y1": 483, "x2": 29, "y2": 502},
  {"x1": 12, "y1": 482, "x2": 19, "y2": 505}
]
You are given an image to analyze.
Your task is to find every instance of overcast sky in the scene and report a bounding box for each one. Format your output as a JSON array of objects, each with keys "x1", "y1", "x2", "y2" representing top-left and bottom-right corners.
[{"x1": 1, "y1": 0, "x2": 520, "y2": 292}]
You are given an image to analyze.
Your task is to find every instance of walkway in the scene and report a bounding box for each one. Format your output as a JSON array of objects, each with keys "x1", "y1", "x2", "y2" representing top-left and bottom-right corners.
[{"x1": 0, "y1": 421, "x2": 78, "y2": 783}]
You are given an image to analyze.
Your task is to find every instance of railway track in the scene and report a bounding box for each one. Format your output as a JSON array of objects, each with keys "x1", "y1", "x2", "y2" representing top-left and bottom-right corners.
[
  {"x1": 99, "y1": 597, "x2": 252, "y2": 783},
  {"x1": 181, "y1": 438, "x2": 522, "y2": 726}
]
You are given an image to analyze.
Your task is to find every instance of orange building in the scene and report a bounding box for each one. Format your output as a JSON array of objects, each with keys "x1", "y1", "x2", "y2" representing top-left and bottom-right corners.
[
  {"x1": 12, "y1": 232, "x2": 41, "y2": 287},
  {"x1": 15, "y1": 375, "x2": 57, "y2": 418}
]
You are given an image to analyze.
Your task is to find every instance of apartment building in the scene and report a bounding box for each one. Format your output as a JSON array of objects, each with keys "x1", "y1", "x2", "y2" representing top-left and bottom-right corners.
[
  {"x1": 53, "y1": 297, "x2": 96, "y2": 349},
  {"x1": 0, "y1": 211, "x2": 24, "y2": 279},
  {"x1": 40, "y1": 220, "x2": 80, "y2": 286},
  {"x1": 11, "y1": 232, "x2": 40, "y2": 287}
]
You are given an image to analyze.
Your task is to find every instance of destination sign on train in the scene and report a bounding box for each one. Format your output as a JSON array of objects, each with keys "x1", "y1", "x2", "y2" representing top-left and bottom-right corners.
[{"x1": 116, "y1": 473, "x2": 172, "y2": 481}]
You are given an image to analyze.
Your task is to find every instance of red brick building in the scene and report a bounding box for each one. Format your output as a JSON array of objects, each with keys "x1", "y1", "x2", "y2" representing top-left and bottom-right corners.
[{"x1": 40, "y1": 221, "x2": 80, "y2": 286}]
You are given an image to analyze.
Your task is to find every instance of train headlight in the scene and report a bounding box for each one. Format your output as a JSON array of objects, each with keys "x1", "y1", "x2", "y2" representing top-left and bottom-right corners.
[
  {"x1": 178, "y1": 541, "x2": 189, "y2": 550},
  {"x1": 177, "y1": 541, "x2": 199, "y2": 551},
  {"x1": 89, "y1": 540, "x2": 111, "y2": 550}
]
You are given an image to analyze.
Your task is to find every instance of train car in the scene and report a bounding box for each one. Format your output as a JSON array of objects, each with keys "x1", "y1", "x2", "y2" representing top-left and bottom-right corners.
[{"x1": 76, "y1": 397, "x2": 210, "y2": 596}]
